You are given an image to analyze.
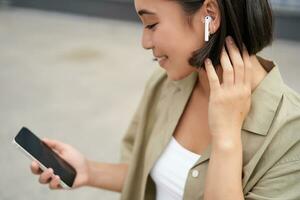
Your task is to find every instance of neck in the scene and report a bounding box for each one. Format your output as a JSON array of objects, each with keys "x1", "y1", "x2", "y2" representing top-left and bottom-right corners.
[{"x1": 196, "y1": 55, "x2": 268, "y2": 99}]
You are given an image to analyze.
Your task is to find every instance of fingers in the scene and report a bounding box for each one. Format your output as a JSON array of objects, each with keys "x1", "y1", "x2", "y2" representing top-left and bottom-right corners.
[
  {"x1": 31, "y1": 164, "x2": 62, "y2": 190},
  {"x1": 31, "y1": 161, "x2": 43, "y2": 175},
  {"x1": 242, "y1": 45, "x2": 252, "y2": 87},
  {"x1": 49, "y1": 175, "x2": 62, "y2": 190},
  {"x1": 220, "y1": 47, "x2": 234, "y2": 86},
  {"x1": 39, "y1": 168, "x2": 54, "y2": 184},
  {"x1": 204, "y1": 58, "x2": 220, "y2": 91},
  {"x1": 225, "y1": 36, "x2": 244, "y2": 85}
]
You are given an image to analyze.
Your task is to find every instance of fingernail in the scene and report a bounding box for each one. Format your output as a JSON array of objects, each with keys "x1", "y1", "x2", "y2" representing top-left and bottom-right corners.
[
  {"x1": 226, "y1": 36, "x2": 233, "y2": 44},
  {"x1": 205, "y1": 58, "x2": 211, "y2": 65}
]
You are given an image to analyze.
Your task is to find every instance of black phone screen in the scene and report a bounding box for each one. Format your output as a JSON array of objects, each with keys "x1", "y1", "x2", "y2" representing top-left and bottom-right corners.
[{"x1": 14, "y1": 127, "x2": 76, "y2": 187}]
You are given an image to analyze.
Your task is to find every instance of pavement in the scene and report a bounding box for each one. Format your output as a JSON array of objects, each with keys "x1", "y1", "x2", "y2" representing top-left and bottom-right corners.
[{"x1": 0, "y1": 7, "x2": 299, "y2": 200}]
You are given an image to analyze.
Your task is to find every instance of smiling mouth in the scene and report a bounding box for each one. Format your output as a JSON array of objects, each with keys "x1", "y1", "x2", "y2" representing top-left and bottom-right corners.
[{"x1": 153, "y1": 56, "x2": 168, "y2": 62}]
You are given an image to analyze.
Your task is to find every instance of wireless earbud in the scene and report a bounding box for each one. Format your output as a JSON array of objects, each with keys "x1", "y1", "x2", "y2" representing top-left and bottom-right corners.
[{"x1": 204, "y1": 16, "x2": 212, "y2": 42}]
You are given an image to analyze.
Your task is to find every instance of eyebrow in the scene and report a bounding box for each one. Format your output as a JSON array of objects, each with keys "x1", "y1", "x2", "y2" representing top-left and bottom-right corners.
[{"x1": 138, "y1": 9, "x2": 156, "y2": 16}]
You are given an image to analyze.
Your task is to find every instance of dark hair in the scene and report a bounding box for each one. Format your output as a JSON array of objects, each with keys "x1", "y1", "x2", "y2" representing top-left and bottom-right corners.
[{"x1": 175, "y1": 0, "x2": 273, "y2": 69}]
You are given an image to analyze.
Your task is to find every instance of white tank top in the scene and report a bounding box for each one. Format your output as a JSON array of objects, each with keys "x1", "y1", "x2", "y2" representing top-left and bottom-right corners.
[{"x1": 150, "y1": 136, "x2": 201, "y2": 200}]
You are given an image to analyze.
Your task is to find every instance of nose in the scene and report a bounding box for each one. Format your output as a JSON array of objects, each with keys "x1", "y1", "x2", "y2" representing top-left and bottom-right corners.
[{"x1": 142, "y1": 31, "x2": 154, "y2": 50}]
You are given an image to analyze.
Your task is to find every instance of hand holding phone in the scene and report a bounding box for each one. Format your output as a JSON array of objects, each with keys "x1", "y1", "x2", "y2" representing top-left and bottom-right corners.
[
  {"x1": 14, "y1": 127, "x2": 90, "y2": 189},
  {"x1": 32, "y1": 138, "x2": 90, "y2": 189}
]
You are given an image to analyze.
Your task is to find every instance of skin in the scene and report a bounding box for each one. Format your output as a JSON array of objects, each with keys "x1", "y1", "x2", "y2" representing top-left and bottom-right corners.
[
  {"x1": 136, "y1": 0, "x2": 206, "y2": 80},
  {"x1": 136, "y1": 0, "x2": 268, "y2": 199},
  {"x1": 31, "y1": 138, "x2": 128, "y2": 191},
  {"x1": 31, "y1": 0, "x2": 269, "y2": 198}
]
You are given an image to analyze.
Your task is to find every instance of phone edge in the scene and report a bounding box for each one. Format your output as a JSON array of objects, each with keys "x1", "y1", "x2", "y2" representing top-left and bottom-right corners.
[{"x1": 12, "y1": 138, "x2": 72, "y2": 189}]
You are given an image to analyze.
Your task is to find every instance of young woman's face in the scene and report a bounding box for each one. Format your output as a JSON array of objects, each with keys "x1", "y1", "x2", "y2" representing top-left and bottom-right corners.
[{"x1": 134, "y1": 0, "x2": 206, "y2": 80}]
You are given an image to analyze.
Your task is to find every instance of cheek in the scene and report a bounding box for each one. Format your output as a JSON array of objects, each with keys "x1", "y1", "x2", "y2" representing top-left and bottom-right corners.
[
  {"x1": 186, "y1": 29, "x2": 205, "y2": 53},
  {"x1": 154, "y1": 22, "x2": 185, "y2": 48},
  {"x1": 177, "y1": 33, "x2": 205, "y2": 66},
  {"x1": 153, "y1": 24, "x2": 204, "y2": 71},
  {"x1": 154, "y1": 28, "x2": 189, "y2": 61}
]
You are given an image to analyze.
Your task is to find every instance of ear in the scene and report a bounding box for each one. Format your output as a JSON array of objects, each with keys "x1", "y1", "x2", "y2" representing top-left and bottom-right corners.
[{"x1": 201, "y1": 0, "x2": 221, "y2": 34}]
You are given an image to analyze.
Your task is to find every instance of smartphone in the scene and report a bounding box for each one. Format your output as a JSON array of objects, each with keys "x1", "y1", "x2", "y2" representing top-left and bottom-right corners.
[{"x1": 13, "y1": 127, "x2": 76, "y2": 189}]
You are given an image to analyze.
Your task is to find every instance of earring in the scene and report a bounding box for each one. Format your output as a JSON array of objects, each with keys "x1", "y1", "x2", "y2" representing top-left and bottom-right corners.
[{"x1": 204, "y1": 16, "x2": 212, "y2": 42}]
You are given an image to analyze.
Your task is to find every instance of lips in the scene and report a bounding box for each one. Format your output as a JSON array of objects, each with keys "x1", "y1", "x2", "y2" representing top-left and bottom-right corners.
[
  {"x1": 156, "y1": 56, "x2": 168, "y2": 61},
  {"x1": 153, "y1": 55, "x2": 168, "y2": 61},
  {"x1": 157, "y1": 56, "x2": 168, "y2": 67}
]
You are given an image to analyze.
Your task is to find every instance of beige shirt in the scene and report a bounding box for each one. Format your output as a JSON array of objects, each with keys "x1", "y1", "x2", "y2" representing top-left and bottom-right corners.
[{"x1": 119, "y1": 58, "x2": 300, "y2": 200}]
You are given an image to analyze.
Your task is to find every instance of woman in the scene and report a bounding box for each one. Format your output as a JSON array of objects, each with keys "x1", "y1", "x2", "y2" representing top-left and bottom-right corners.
[{"x1": 31, "y1": 0, "x2": 300, "y2": 199}]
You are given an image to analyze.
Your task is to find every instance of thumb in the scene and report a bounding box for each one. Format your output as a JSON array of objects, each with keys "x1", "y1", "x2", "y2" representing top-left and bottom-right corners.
[{"x1": 42, "y1": 138, "x2": 66, "y2": 153}]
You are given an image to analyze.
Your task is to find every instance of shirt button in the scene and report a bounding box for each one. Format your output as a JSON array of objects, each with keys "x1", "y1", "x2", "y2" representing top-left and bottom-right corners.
[{"x1": 191, "y1": 169, "x2": 199, "y2": 178}]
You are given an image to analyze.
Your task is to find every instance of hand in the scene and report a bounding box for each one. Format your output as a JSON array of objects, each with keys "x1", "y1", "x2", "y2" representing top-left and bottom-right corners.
[
  {"x1": 30, "y1": 138, "x2": 90, "y2": 190},
  {"x1": 203, "y1": 36, "x2": 252, "y2": 142}
]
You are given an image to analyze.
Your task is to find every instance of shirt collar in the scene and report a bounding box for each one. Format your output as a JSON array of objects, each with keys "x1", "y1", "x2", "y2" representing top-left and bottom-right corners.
[
  {"x1": 167, "y1": 57, "x2": 284, "y2": 136},
  {"x1": 242, "y1": 58, "x2": 284, "y2": 135}
]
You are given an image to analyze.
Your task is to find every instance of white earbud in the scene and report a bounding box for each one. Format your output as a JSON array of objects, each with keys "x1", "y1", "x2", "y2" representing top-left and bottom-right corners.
[{"x1": 204, "y1": 16, "x2": 212, "y2": 42}]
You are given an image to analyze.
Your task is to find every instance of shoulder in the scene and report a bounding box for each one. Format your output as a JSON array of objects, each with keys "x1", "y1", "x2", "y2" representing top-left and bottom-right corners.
[
  {"x1": 140, "y1": 66, "x2": 175, "y2": 103},
  {"x1": 269, "y1": 84, "x2": 300, "y2": 162},
  {"x1": 133, "y1": 67, "x2": 170, "y2": 115},
  {"x1": 144, "y1": 66, "x2": 168, "y2": 90},
  {"x1": 274, "y1": 82, "x2": 300, "y2": 129},
  {"x1": 243, "y1": 85, "x2": 300, "y2": 193},
  {"x1": 282, "y1": 84, "x2": 300, "y2": 110},
  {"x1": 278, "y1": 84, "x2": 300, "y2": 134}
]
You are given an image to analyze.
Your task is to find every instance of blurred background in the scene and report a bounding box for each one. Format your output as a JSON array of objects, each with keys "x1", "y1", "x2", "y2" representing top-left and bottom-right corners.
[{"x1": 0, "y1": 0, "x2": 299, "y2": 200}]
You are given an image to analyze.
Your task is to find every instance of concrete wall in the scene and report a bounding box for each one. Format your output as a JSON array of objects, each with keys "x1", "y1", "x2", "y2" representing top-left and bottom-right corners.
[{"x1": 6, "y1": 0, "x2": 300, "y2": 41}]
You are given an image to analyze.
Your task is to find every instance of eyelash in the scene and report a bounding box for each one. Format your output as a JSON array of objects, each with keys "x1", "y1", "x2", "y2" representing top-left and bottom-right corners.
[{"x1": 145, "y1": 23, "x2": 158, "y2": 30}]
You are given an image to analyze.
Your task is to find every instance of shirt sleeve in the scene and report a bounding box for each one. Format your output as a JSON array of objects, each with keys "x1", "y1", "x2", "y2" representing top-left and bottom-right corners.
[{"x1": 245, "y1": 159, "x2": 300, "y2": 200}]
